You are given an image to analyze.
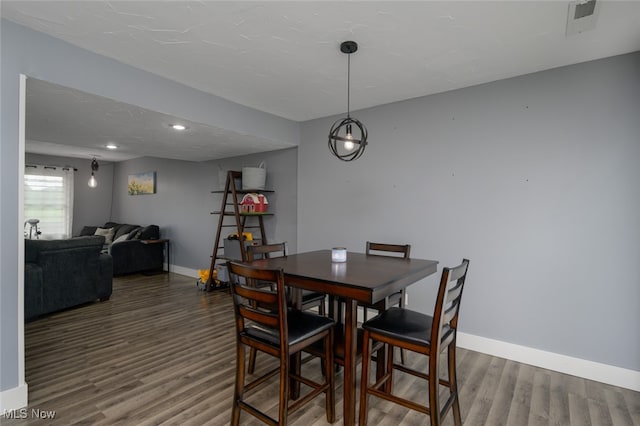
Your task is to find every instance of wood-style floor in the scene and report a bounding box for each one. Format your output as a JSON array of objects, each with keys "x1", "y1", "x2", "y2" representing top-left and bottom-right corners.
[{"x1": 5, "y1": 273, "x2": 639, "y2": 425}]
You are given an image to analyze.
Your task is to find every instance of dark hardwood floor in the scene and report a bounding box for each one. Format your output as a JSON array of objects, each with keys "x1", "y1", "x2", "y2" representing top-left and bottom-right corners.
[{"x1": 4, "y1": 273, "x2": 639, "y2": 425}]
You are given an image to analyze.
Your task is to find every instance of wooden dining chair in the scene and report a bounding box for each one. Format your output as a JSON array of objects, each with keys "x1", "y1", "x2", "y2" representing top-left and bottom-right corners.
[
  {"x1": 227, "y1": 261, "x2": 335, "y2": 426},
  {"x1": 246, "y1": 242, "x2": 328, "y2": 374},
  {"x1": 362, "y1": 242, "x2": 411, "y2": 321},
  {"x1": 362, "y1": 241, "x2": 411, "y2": 364},
  {"x1": 247, "y1": 243, "x2": 326, "y2": 316},
  {"x1": 358, "y1": 259, "x2": 470, "y2": 426}
]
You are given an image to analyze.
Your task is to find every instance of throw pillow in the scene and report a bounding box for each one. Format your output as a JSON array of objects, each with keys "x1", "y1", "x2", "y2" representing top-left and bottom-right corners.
[
  {"x1": 128, "y1": 227, "x2": 143, "y2": 240},
  {"x1": 137, "y1": 225, "x2": 159, "y2": 240},
  {"x1": 94, "y1": 227, "x2": 115, "y2": 244},
  {"x1": 78, "y1": 226, "x2": 97, "y2": 236},
  {"x1": 112, "y1": 233, "x2": 129, "y2": 244},
  {"x1": 114, "y1": 224, "x2": 139, "y2": 240}
]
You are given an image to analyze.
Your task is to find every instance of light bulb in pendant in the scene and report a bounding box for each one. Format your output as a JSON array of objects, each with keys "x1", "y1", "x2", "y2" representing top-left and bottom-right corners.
[
  {"x1": 88, "y1": 174, "x2": 97, "y2": 188},
  {"x1": 344, "y1": 124, "x2": 355, "y2": 151}
]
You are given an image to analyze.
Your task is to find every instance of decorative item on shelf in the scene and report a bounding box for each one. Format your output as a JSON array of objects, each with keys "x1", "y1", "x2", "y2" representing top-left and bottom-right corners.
[
  {"x1": 242, "y1": 161, "x2": 266, "y2": 190},
  {"x1": 328, "y1": 41, "x2": 368, "y2": 162},
  {"x1": 227, "y1": 232, "x2": 253, "y2": 241},
  {"x1": 240, "y1": 193, "x2": 269, "y2": 213},
  {"x1": 88, "y1": 157, "x2": 99, "y2": 188},
  {"x1": 197, "y1": 268, "x2": 216, "y2": 290}
]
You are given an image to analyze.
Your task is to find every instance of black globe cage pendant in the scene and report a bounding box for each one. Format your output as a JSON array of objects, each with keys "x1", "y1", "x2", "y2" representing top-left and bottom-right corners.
[{"x1": 328, "y1": 41, "x2": 368, "y2": 161}]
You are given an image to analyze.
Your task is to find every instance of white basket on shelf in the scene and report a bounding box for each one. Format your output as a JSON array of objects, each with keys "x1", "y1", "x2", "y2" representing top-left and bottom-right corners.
[{"x1": 242, "y1": 162, "x2": 266, "y2": 190}]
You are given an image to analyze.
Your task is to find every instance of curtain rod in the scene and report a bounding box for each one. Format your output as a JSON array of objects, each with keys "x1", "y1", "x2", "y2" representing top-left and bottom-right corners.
[{"x1": 25, "y1": 164, "x2": 78, "y2": 172}]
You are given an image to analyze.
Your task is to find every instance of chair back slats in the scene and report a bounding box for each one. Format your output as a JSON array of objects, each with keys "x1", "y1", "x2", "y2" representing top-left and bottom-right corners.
[
  {"x1": 431, "y1": 259, "x2": 470, "y2": 347},
  {"x1": 447, "y1": 264, "x2": 467, "y2": 282},
  {"x1": 442, "y1": 299, "x2": 460, "y2": 326},
  {"x1": 227, "y1": 261, "x2": 287, "y2": 346},
  {"x1": 366, "y1": 242, "x2": 411, "y2": 258},
  {"x1": 238, "y1": 304, "x2": 280, "y2": 328},
  {"x1": 247, "y1": 242, "x2": 287, "y2": 261},
  {"x1": 442, "y1": 281, "x2": 464, "y2": 325},
  {"x1": 234, "y1": 283, "x2": 278, "y2": 305}
]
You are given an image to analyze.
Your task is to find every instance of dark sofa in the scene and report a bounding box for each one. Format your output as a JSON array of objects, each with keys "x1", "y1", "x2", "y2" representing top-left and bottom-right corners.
[
  {"x1": 25, "y1": 235, "x2": 113, "y2": 321},
  {"x1": 79, "y1": 222, "x2": 163, "y2": 275}
]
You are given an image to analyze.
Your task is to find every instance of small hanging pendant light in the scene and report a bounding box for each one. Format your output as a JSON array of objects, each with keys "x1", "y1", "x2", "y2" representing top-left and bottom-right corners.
[
  {"x1": 328, "y1": 41, "x2": 368, "y2": 161},
  {"x1": 88, "y1": 157, "x2": 99, "y2": 188}
]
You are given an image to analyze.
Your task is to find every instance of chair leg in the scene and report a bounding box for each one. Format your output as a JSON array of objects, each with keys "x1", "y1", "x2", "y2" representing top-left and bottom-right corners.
[
  {"x1": 248, "y1": 347, "x2": 257, "y2": 374},
  {"x1": 448, "y1": 343, "x2": 462, "y2": 426},
  {"x1": 428, "y1": 352, "x2": 441, "y2": 426},
  {"x1": 358, "y1": 330, "x2": 372, "y2": 426},
  {"x1": 231, "y1": 342, "x2": 246, "y2": 426},
  {"x1": 325, "y1": 331, "x2": 336, "y2": 423},
  {"x1": 279, "y1": 354, "x2": 289, "y2": 425},
  {"x1": 385, "y1": 342, "x2": 394, "y2": 395}
]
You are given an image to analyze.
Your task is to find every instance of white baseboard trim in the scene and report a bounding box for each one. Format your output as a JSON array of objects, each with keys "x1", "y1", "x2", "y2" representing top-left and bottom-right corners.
[
  {"x1": 168, "y1": 264, "x2": 198, "y2": 279},
  {"x1": 457, "y1": 332, "x2": 640, "y2": 392},
  {"x1": 0, "y1": 383, "x2": 28, "y2": 412}
]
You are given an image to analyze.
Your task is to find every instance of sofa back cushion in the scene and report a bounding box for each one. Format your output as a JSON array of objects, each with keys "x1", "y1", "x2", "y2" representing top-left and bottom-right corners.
[
  {"x1": 103, "y1": 222, "x2": 141, "y2": 241},
  {"x1": 26, "y1": 236, "x2": 105, "y2": 262},
  {"x1": 39, "y1": 246, "x2": 102, "y2": 313}
]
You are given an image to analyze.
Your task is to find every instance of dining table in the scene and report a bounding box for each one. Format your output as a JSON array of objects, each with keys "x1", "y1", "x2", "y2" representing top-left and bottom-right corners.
[{"x1": 248, "y1": 249, "x2": 439, "y2": 425}]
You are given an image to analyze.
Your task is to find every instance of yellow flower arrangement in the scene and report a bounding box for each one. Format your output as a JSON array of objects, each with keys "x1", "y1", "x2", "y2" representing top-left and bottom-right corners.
[{"x1": 197, "y1": 269, "x2": 210, "y2": 282}]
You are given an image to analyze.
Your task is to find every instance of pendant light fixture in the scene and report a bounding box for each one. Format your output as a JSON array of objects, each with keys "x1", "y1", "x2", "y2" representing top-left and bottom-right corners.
[
  {"x1": 88, "y1": 157, "x2": 99, "y2": 188},
  {"x1": 328, "y1": 41, "x2": 368, "y2": 161}
]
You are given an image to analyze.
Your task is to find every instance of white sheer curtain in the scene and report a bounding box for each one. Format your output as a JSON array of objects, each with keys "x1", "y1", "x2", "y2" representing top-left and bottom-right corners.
[{"x1": 24, "y1": 165, "x2": 74, "y2": 239}]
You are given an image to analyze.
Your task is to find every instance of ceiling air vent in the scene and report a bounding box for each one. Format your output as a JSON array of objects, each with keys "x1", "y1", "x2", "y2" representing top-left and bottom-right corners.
[{"x1": 566, "y1": 0, "x2": 600, "y2": 36}]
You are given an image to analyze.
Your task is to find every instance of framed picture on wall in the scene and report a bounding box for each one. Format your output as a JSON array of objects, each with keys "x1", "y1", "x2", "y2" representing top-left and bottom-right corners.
[{"x1": 128, "y1": 171, "x2": 156, "y2": 195}]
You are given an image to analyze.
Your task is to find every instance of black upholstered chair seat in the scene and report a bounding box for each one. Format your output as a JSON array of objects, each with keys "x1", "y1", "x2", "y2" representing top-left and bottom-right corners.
[
  {"x1": 363, "y1": 307, "x2": 453, "y2": 348},
  {"x1": 245, "y1": 309, "x2": 334, "y2": 347}
]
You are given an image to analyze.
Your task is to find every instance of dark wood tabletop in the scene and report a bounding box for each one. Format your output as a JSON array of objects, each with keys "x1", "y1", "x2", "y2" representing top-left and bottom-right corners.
[{"x1": 249, "y1": 249, "x2": 438, "y2": 304}]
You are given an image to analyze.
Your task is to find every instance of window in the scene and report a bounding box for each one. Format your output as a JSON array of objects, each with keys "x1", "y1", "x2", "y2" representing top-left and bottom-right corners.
[{"x1": 24, "y1": 165, "x2": 74, "y2": 239}]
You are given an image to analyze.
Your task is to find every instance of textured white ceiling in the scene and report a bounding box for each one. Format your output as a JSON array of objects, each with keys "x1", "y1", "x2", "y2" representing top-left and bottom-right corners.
[
  {"x1": 4, "y1": 1, "x2": 640, "y2": 161},
  {"x1": 25, "y1": 78, "x2": 292, "y2": 162}
]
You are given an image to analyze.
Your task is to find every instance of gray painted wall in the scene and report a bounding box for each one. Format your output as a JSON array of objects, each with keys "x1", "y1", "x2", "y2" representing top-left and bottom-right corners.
[
  {"x1": 1, "y1": 20, "x2": 299, "y2": 394},
  {"x1": 298, "y1": 52, "x2": 640, "y2": 371},
  {"x1": 25, "y1": 153, "x2": 115, "y2": 236},
  {"x1": 110, "y1": 149, "x2": 298, "y2": 270}
]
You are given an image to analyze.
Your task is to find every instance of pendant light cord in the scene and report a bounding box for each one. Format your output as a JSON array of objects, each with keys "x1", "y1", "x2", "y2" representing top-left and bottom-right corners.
[{"x1": 347, "y1": 53, "x2": 351, "y2": 118}]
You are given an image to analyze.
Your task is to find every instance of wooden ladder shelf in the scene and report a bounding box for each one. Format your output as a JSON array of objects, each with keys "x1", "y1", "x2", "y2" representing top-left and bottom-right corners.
[{"x1": 207, "y1": 170, "x2": 271, "y2": 290}]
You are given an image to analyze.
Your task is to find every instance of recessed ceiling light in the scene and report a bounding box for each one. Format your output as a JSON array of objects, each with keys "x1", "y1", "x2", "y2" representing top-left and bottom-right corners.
[
  {"x1": 106, "y1": 143, "x2": 118, "y2": 150},
  {"x1": 171, "y1": 124, "x2": 187, "y2": 131}
]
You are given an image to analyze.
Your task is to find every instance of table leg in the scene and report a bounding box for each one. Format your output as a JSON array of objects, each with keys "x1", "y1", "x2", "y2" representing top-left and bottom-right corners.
[{"x1": 343, "y1": 299, "x2": 357, "y2": 426}]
